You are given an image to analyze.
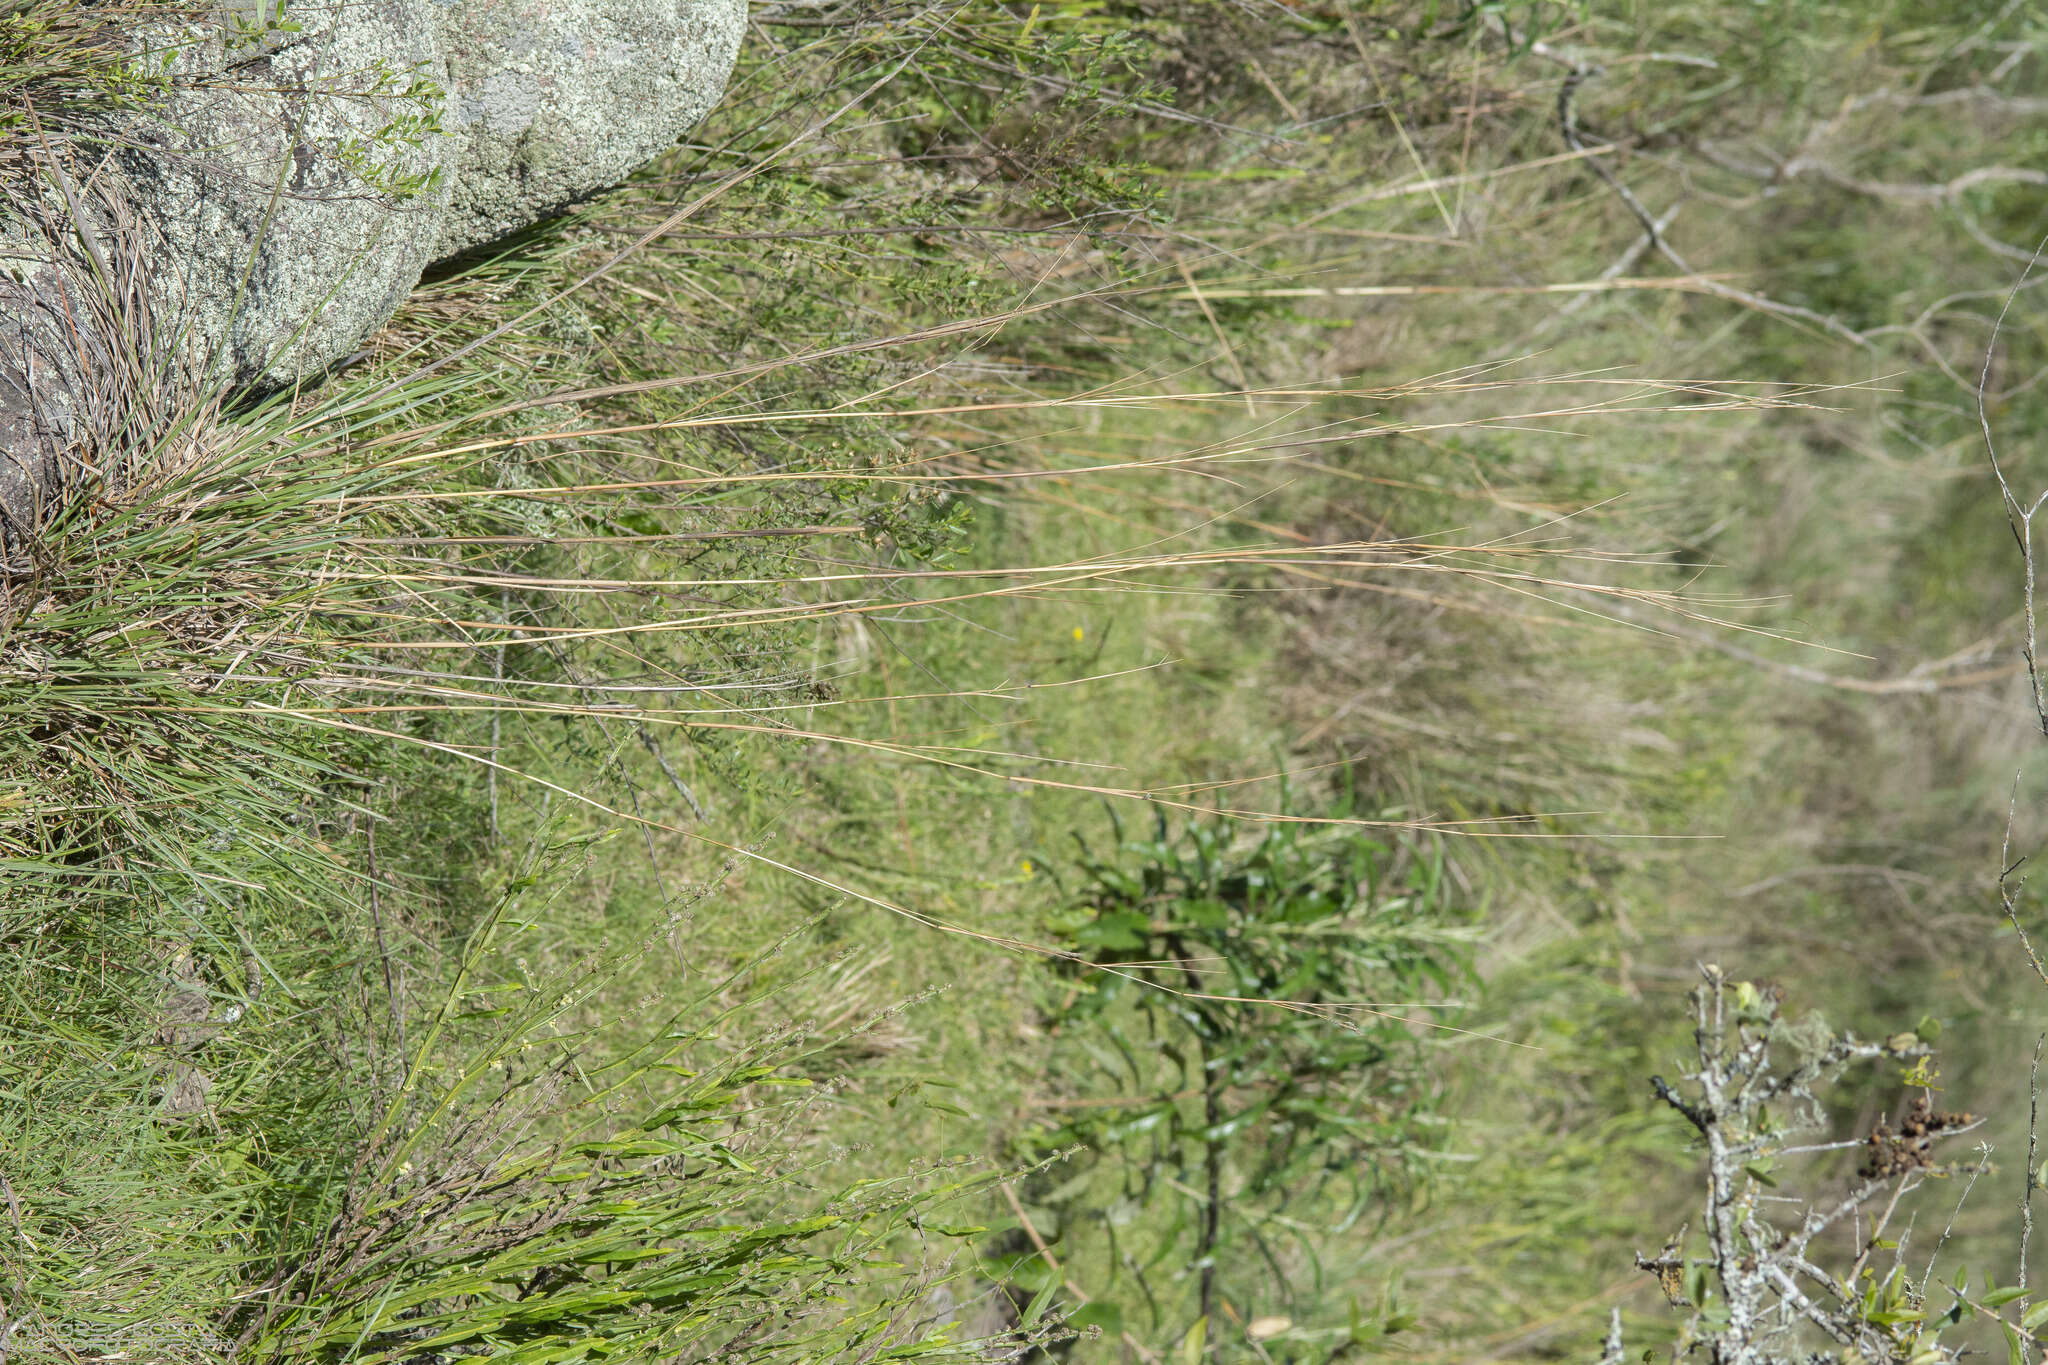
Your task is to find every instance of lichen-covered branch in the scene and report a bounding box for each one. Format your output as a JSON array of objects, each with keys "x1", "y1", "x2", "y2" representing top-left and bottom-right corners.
[{"x1": 1618, "y1": 968, "x2": 1996, "y2": 1365}]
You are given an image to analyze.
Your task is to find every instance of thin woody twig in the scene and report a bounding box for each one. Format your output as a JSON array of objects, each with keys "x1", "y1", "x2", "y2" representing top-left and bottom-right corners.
[
  {"x1": 2000, "y1": 776, "x2": 2048, "y2": 987},
  {"x1": 2024, "y1": 1037, "x2": 2042, "y2": 1288},
  {"x1": 1978, "y1": 228, "x2": 2048, "y2": 736}
]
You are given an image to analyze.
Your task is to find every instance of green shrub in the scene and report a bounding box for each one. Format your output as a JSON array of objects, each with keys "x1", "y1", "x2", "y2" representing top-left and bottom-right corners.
[{"x1": 1003, "y1": 812, "x2": 1475, "y2": 1361}]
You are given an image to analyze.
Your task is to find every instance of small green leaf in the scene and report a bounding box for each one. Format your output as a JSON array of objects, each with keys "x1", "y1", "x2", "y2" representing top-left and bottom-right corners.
[
  {"x1": 1182, "y1": 1315, "x2": 1208, "y2": 1365},
  {"x1": 2020, "y1": 1299, "x2": 2048, "y2": 1333},
  {"x1": 1073, "y1": 910, "x2": 1151, "y2": 952},
  {"x1": 703, "y1": 1143, "x2": 756, "y2": 1173},
  {"x1": 1022, "y1": 1276, "x2": 1060, "y2": 1327},
  {"x1": 1983, "y1": 1288, "x2": 2031, "y2": 1309}
]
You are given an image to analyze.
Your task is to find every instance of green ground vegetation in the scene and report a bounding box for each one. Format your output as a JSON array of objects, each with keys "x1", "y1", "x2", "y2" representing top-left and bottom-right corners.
[{"x1": 5, "y1": 1, "x2": 2048, "y2": 1363}]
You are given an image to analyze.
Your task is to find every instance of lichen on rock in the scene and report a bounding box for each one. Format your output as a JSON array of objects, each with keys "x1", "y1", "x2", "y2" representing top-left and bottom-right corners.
[
  {"x1": 118, "y1": 0, "x2": 455, "y2": 388},
  {"x1": 0, "y1": 0, "x2": 745, "y2": 546},
  {"x1": 435, "y1": 0, "x2": 744, "y2": 258}
]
